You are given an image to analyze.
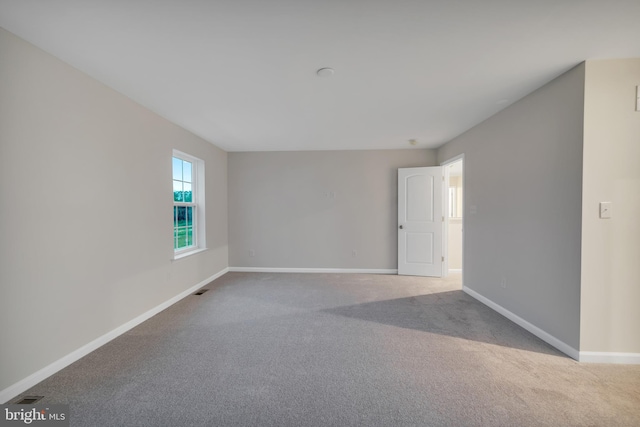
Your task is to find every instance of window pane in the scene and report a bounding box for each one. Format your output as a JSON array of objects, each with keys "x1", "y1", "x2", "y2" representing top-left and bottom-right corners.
[
  {"x1": 186, "y1": 206, "x2": 193, "y2": 227},
  {"x1": 182, "y1": 228, "x2": 188, "y2": 248},
  {"x1": 177, "y1": 228, "x2": 184, "y2": 249},
  {"x1": 173, "y1": 181, "x2": 183, "y2": 202},
  {"x1": 183, "y1": 183, "x2": 192, "y2": 202},
  {"x1": 173, "y1": 206, "x2": 177, "y2": 228},
  {"x1": 183, "y1": 161, "x2": 192, "y2": 183},
  {"x1": 175, "y1": 206, "x2": 186, "y2": 227},
  {"x1": 186, "y1": 227, "x2": 193, "y2": 246},
  {"x1": 172, "y1": 157, "x2": 182, "y2": 181}
]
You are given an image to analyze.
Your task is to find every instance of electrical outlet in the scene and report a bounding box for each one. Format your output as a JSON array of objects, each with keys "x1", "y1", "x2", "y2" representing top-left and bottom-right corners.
[
  {"x1": 500, "y1": 277, "x2": 507, "y2": 289},
  {"x1": 249, "y1": 249, "x2": 255, "y2": 257},
  {"x1": 352, "y1": 250, "x2": 357, "y2": 257}
]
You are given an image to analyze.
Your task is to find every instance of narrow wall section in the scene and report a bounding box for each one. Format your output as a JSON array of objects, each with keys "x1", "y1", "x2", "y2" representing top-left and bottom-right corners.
[{"x1": 580, "y1": 59, "x2": 640, "y2": 354}]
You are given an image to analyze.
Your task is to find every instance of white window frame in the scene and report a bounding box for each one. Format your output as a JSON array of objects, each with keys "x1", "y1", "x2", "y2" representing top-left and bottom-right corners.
[{"x1": 172, "y1": 150, "x2": 206, "y2": 259}]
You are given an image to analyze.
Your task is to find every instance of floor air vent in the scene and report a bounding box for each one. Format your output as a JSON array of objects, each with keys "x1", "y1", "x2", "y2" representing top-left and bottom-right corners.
[
  {"x1": 16, "y1": 396, "x2": 44, "y2": 404},
  {"x1": 194, "y1": 289, "x2": 209, "y2": 295}
]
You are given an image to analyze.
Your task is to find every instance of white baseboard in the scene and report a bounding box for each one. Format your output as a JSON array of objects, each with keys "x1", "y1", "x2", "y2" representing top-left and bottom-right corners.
[
  {"x1": 579, "y1": 352, "x2": 640, "y2": 364},
  {"x1": 0, "y1": 267, "x2": 229, "y2": 404},
  {"x1": 462, "y1": 285, "x2": 580, "y2": 361},
  {"x1": 229, "y1": 267, "x2": 397, "y2": 274}
]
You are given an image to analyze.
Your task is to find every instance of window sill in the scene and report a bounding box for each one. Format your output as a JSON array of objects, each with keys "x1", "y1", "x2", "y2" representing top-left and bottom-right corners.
[{"x1": 173, "y1": 247, "x2": 208, "y2": 261}]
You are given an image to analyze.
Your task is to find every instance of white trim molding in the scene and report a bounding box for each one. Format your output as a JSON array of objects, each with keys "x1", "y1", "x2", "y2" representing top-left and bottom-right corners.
[
  {"x1": 462, "y1": 285, "x2": 580, "y2": 361},
  {"x1": 0, "y1": 267, "x2": 229, "y2": 404},
  {"x1": 229, "y1": 267, "x2": 397, "y2": 274},
  {"x1": 579, "y1": 352, "x2": 640, "y2": 364}
]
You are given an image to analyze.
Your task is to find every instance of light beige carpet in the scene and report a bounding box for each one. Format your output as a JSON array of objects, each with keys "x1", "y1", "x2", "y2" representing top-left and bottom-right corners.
[{"x1": 11, "y1": 272, "x2": 640, "y2": 426}]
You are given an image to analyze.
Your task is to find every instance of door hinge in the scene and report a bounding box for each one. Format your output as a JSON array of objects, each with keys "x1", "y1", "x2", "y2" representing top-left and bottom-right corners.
[{"x1": 442, "y1": 256, "x2": 445, "y2": 262}]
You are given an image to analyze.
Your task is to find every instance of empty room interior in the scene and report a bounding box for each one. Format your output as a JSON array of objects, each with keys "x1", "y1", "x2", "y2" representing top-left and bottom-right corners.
[{"x1": 1, "y1": 1, "x2": 639, "y2": 426}]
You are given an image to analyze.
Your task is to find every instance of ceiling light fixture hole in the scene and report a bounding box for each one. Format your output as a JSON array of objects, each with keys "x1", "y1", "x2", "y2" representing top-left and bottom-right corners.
[{"x1": 316, "y1": 67, "x2": 335, "y2": 78}]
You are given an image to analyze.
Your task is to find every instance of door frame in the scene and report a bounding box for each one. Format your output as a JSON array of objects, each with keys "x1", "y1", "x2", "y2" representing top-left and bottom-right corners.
[{"x1": 440, "y1": 154, "x2": 465, "y2": 280}]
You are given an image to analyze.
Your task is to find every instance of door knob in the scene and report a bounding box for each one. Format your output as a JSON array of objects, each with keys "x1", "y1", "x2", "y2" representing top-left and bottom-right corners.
[{"x1": 399, "y1": 225, "x2": 403, "y2": 229}]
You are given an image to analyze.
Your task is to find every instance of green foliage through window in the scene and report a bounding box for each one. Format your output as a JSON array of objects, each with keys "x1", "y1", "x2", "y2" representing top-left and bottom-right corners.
[{"x1": 173, "y1": 156, "x2": 195, "y2": 251}]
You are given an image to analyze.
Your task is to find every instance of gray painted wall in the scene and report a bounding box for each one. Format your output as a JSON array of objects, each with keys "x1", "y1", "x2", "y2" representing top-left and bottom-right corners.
[
  {"x1": 437, "y1": 64, "x2": 585, "y2": 350},
  {"x1": 229, "y1": 150, "x2": 436, "y2": 269},
  {"x1": 0, "y1": 28, "x2": 228, "y2": 395}
]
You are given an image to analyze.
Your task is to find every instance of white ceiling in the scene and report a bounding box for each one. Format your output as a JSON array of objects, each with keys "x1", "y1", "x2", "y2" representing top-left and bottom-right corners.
[{"x1": 1, "y1": 1, "x2": 639, "y2": 152}]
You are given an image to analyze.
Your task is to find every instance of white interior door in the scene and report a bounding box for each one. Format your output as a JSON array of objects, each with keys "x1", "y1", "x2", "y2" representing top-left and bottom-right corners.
[{"x1": 398, "y1": 167, "x2": 443, "y2": 277}]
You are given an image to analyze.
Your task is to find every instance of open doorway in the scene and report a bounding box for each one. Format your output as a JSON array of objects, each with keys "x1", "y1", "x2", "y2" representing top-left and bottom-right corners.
[{"x1": 442, "y1": 156, "x2": 464, "y2": 283}]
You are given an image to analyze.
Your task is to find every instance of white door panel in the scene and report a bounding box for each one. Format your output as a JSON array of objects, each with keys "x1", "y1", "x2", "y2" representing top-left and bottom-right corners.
[
  {"x1": 398, "y1": 167, "x2": 443, "y2": 277},
  {"x1": 406, "y1": 175, "x2": 433, "y2": 221},
  {"x1": 406, "y1": 232, "x2": 434, "y2": 264}
]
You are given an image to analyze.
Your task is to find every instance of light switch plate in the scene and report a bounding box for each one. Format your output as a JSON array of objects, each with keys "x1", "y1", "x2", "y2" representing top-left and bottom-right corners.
[{"x1": 599, "y1": 202, "x2": 612, "y2": 219}]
